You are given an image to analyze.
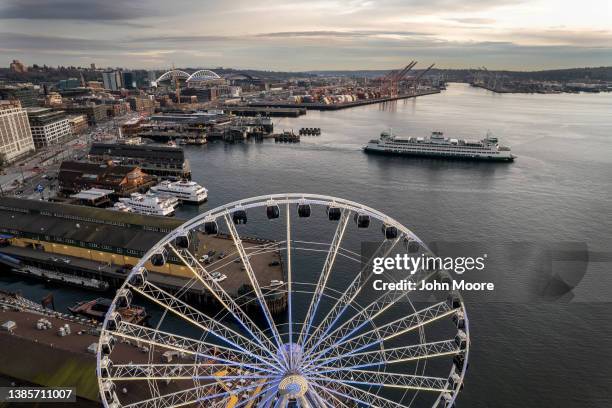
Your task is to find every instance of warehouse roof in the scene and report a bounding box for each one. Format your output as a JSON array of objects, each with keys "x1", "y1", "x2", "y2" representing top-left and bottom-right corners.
[
  {"x1": 0, "y1": 197, "x2": 183, "y2": 234},
  {"x1": 89, "y1": 143, "x2": 185, "y2": 162}
]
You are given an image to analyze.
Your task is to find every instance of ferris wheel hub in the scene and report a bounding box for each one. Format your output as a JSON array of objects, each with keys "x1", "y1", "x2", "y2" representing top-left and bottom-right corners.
[{"x1": 279, "y1": 374, "x2": 309, "y2": 398}]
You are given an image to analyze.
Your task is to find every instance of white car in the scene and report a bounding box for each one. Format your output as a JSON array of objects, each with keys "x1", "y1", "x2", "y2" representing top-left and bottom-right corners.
[
  {"x1": 210, "y1": 272, "x2": 227, "y2": 282},
  {"x1": 270, "y1": 280, "x2": 284, "y2": 287},
  {"x1": 198, "y1": 255, "x2": 209, "y2": 263}
]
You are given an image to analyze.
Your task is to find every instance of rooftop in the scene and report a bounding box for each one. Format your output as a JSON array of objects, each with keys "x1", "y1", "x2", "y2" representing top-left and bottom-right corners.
[{"x1": 89, "y1": 142, "x2": 186, "y2": 161}]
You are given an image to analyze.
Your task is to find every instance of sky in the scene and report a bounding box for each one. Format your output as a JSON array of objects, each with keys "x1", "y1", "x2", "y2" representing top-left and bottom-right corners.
[{"x1": 0, "y1": 0, "x2": 611, "y2": 71}]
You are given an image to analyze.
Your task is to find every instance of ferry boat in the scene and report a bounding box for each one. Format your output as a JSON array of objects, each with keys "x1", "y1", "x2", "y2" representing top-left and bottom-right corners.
[
  {"x1": 113, "y1": 192, "x2": 178, "y2": 216},
  {"x1": 364, "y1": 130, "x2": 514, "y2": 161},
  {"x1": 150, "y1": 180, "x2": 208, "y2": 204}
]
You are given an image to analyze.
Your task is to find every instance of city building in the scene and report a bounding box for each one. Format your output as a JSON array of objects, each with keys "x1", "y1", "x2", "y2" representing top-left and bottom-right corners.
[
  {"x1": 44, "y1": 92, "x2": 62, "y2": 106},
  {"x1": 126, "y1": 95, "x2": 156, "y2": 113},
  {"x1": 63, "y1": 104, "x2": 107, "y2": 125},
  {"x1": 26, "y1": 107, "x2": 72, "y2": 148},
  {"x1": 87, "y1": 81, "x2": 104, "y2": 90},
  {"x1": 0, "y1": 84, "x2": 40, "y2": 108},
  {"x1": 122, "y1": 72, "x2": 135, "y2": 89},
  {"x1": 9, "y1": 59, "x2": 27, "y2": 73},
  {"x1": 120, "y1": 117, "x2": 145, "y2": 136},
  {"x1": 0, "y1": 100, "x2": 35, "y2": 164},
  {"x1": 88, "y1": 142, "x2": 191, "y2": 179},
  {"x1": 182, "y1": 87, "x2": 219, "y2": 102},
  {"x1": 57, "y1": 78, "x2": 80, "y2": 91},
  {"x1": 67, "y1": 114, "x2": 88, "y2": 135},
  {"x1": 102, "y1": 100, "x2": 130, "y2": 118},
  {"x1": 102, "y1": 70, "x2": 122, "y2": 91},
  {"x1": 58, "y1": 161, "x2": 155, "y2": 197},
  {"x1": 90, "y1": 63, "x2": 96, "y2": 70}
]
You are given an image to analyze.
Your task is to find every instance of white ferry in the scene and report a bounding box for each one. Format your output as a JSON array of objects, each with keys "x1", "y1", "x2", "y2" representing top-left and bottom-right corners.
[
  {"x1": 113, "y1": 193, "x2": 178, "y2": 216},
  {"x1": 150, "y1": 180, "x2": 208, "y2": 204},
  {"x1": 364, "y1": 130, "x2": 514, "y2": 161}
]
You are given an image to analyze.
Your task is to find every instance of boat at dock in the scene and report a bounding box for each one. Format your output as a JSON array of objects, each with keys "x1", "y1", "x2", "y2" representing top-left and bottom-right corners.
[
  {"x1": 150, "y1": 179, "x2": 208, "y2": 204},
  {"x1": 274, "y1": 131, "x2": 300, "y2": 143},
  {"x1": 364, "y1": 130, "x2": 514, "y2": 161},
  {"x1": 113, "y1": 192, "x2": 178, "y2": 216},
  {"x1": 68, "y1": 297, "x2": 147, "y2": 324}
]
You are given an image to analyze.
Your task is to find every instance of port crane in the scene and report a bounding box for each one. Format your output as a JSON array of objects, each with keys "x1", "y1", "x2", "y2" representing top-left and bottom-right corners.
[
  {"x1": 382, "y1": 60, "x2": 417, "y2": 97},
  {"x1": 408, "y1": 63, "x2": 435, "y2": 92}
]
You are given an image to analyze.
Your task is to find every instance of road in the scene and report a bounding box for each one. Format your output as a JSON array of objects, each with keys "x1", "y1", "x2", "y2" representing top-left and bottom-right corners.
[{"x1": 0, "y1": 113, "x2": 140, "y2": 198}]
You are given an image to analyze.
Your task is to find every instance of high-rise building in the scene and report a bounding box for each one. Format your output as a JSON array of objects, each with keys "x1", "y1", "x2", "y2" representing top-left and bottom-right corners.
[
  {"x1": 122, "y1": 72, "x2": 135, "y2": 89},
  {"x1": 9, "y1": 59, "x2": 27, "y2": 73},
  {"x1": 102, "y1": 70, "x2": 123, "y2": 91},
  {"x1": 0, "y1": 100, "x2": 35, "y2": 163},
  {"x1": 26, "y1": 107, "x2": 72, "y2": 148}
]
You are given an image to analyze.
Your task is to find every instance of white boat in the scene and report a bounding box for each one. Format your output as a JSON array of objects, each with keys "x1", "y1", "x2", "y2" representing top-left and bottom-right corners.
[
  {"x1": 150, "y1": 180, "x2": 208, "y2": 204},
  {"x1": 112, "y1": 202, "x2": 133, "y2": 213},
  {"x1": 114, "y1": 193, "x2": 178, "y2": 216},
  {"x1": 364, "y1": 130, "x2": 514, "y2": 161}
]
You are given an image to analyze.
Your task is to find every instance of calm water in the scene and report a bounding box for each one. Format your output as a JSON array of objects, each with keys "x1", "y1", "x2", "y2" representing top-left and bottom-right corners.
[{"x1": 3, "y1": 83, "x2": 612, "y2": 407}]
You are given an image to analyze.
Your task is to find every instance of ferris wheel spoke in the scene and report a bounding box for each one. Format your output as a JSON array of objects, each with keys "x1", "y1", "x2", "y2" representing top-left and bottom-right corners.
[
  {"x1": 168, "y1": 243, "x2": 285, "y2": 367},
  {"x1": 309, "y1": 379, "x2": 408, "y2": 408},
  {"x1": 108, "y1": 363, "x2": 270, "y2": 382},
  {"x1": 285, "y1": 203, "x2": 294, "y2": 368},
  {"x1": 305, "y1": 301, "x2": 455, "y2": 369},
  {"x1": 298, "y1": 209, "x2": 350, "y2": 348},
  {"x1": 111, "y1": 322, "x2": 277, "y2": 374},
  {"x1": 307, "y1": 385, "x2": 352, "y2": 408},
  {"x1": 301, "y1": 237, "x2": 401, "y2": 357},
  {"x1": 202, "y1": 240, "x2": 284, "y2": 276},
  {"x1": 127, "y1": 281, "x2": 281, "y2": 370},
  {"x1": 257, "y1": 385, "x2": 281, "y2": 408},
  {"x1": 303, "y1": 268, "x2": 437, "y2": 366},
  {"x1": 232, "y1": 380, "x2": 280, "y2": 408},
  {"x1": 224, "y1": 214, "x2": 287, "y2": 366},
  {"x1": 316, "y1": 339, "x2": 461, "y2": 372},
  {"x1": 315, "y1": 369, "x2": 450, "y2": 393}
]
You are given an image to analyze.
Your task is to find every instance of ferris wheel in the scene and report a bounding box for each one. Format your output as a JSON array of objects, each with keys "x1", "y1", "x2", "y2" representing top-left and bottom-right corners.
[{"x1": 97, "y1": 194, "x2": 470, "y2": 408}]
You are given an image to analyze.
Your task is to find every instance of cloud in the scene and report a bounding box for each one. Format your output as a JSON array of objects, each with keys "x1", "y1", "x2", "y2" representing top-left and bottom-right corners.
[
  {"x1": 0, "y1": 0, "x2": 158, "y2": 21},
  {"x1": 448, "y1": 17, "x2": 497, "y2": 24},
  {"x1": 0, "y1": 32, "x2": 119, "y2": 51},
  {"x1": 255, "y1": 30, "x2": 432, "y2": 39}
]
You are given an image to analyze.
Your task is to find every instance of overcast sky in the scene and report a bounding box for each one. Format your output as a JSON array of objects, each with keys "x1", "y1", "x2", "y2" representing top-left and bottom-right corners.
[{"x1": 1, "y1": 0, "x2": 611, "y2": 71}]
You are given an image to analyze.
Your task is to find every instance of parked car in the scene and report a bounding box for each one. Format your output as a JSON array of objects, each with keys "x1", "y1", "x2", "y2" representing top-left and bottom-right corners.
[{"x1": 210, "y1": 272, "x2": 227, "y2": 282}]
